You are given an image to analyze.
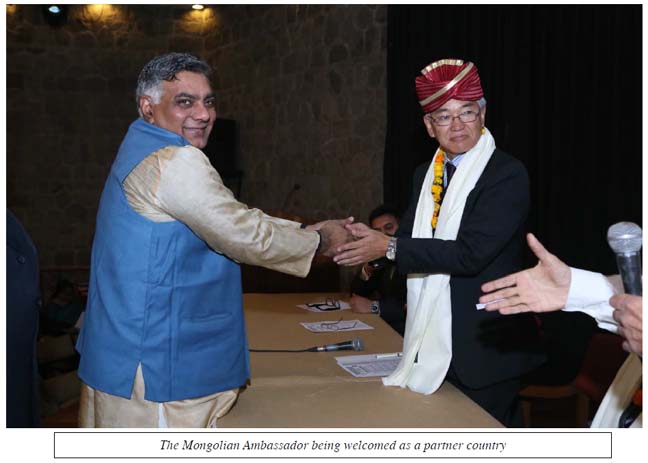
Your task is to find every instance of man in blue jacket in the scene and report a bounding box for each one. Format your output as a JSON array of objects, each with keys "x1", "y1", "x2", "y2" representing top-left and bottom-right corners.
[{"x1": 77, "y1": 53, "x2": 350, "y2": 427}]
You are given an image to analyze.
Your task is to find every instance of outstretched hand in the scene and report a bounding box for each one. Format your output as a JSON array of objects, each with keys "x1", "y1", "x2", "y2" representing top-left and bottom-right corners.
[
  {"x1": 333, "y1": 222, "x2": 391, "y2": 266},
  {"x1": 306, "y1": 217, "x2": 354, "y2": 232},
  {"x1": 479, "y1": 233, "x2": 571, "y2": 314},
  {"x1": 314, "y1": 217, "x2": 355, "y2": 257}
]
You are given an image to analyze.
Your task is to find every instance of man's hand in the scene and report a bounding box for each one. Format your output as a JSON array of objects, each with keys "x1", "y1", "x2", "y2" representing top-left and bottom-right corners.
[
  {"x1": 349, "y1": 294, "x2": 373, "y2": 313},
  {"x1": 333, "y1": 222, "x2": 391, "y2": 266},
  {"x1": 479, "y1": 233, "x2": 571, "y2": 314},
  {"x1": 317, "y1": 220, "x2": 354, "y2": 257},
  {"x1": 610, "y1": 294, "x2": 642, "y2": 355},
  {"x1": 305, "y1": 217, "x2": 354, "y2": 232}
]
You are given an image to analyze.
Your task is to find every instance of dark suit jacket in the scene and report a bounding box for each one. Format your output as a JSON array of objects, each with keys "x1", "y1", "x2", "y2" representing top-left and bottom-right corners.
[
  {"x1": 6, "y1": 209, "x2": 41, "y2": 427},
  {"x1": 350, "y1": 263, "x2": 407, "y2": 336},
  {"x1": 396, "y1": 149, "x2": 544, "y2": 389}
]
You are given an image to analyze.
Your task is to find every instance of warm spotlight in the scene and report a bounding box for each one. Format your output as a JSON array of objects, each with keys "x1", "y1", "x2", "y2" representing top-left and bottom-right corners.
[{"x1": 192, "y1": 4, "x2": 205, "y2": 10}]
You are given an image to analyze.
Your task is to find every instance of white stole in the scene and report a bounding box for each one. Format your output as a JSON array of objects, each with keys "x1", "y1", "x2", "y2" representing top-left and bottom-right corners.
[
  {"x1": 591, "y1": 354, "x2": 642, "y2": 428},
  {"x1": 383, "y1": 129, "x2": 496, "y2": 394}
]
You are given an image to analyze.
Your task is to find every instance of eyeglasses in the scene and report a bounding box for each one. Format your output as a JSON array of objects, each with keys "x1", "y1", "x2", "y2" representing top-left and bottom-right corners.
[
  {"x1": 426, "y1": 109, "x2": 480, "y2": 126},
  {"x1": 320, "y1": 317, "x2": 358, "y2": 331},
  {"x1": 306, "y1": 298, "x2": 341, "y2": 311}
]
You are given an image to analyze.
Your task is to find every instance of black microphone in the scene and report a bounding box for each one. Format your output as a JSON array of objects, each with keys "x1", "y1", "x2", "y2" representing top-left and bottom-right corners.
[
  {"x1": 607, "y1": 222, "x2": 642, "y2": 296},
  {"x1": 309, "y1": 338, "x2": 364, "y2": 352}
]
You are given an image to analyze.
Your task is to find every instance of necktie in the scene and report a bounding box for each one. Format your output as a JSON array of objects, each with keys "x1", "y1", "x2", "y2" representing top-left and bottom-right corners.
[
  {"x1": 445, "y1": 162, "x2": 456, "y2": 187},
  {"x1": 440, "y1": 162, "x2": 456, "y2": 204}
]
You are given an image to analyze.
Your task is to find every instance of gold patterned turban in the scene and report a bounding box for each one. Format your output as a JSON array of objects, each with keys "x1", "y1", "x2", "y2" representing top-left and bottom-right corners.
[{"x1": 415, "y1": 59, "x2": 484, "y2": 113}]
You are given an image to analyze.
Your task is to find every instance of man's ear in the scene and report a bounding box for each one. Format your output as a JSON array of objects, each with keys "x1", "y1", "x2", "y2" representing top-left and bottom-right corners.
[
  {"x1": 423, "y1": 115, "x2": 436, "y2": 139},
  {"x1": 138, "y1": 96, "x2": 155, "y2": 123}
]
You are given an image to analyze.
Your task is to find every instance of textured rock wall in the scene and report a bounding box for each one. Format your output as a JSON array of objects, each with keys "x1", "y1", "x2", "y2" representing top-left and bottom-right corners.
[{"x1": 6, "y1": 4, "x2": 387, "y2": 268}]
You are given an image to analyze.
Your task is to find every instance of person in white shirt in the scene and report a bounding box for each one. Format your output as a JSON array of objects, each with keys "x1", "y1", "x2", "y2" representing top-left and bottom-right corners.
[{"x1": 479, "y1": 232, "x2": 642, "y2": 427}]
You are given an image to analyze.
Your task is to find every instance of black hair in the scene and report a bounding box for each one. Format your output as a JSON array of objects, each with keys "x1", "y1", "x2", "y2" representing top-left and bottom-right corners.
[
  {"x1": 368, "y1": 203, "x2": 400, "y2": 224},
  {"x1": 135, "y1": 52, "x2": 211, "y2": 109}
]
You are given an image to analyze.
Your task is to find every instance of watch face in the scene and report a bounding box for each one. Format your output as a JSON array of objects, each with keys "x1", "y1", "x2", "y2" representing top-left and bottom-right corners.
[{"x1": 386, "y1": 237, "x2": 397, "y2": 261}]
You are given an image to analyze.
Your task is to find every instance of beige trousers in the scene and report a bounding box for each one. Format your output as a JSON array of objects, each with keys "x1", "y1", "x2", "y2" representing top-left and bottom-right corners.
[{"x1": 78, "y1": 365, "x2": 238, "y2": 428}]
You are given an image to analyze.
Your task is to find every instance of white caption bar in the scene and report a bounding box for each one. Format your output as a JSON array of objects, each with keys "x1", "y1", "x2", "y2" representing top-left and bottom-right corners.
[{"x1": 55, "y1": 431, "x2": 611, "y2": 459}]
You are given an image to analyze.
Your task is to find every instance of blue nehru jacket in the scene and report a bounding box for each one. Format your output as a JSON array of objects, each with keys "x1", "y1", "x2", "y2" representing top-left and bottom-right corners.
[{"x1": 76, "y1": 118, "x2": 249, "y2": 402}]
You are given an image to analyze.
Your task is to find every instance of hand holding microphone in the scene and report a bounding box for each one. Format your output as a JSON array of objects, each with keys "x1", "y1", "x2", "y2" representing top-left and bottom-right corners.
[
  {"x1": 607, "y1": 222, "x2": 642, "y2": 355},
  {"x1": 607, "y1": 222, "x2": 642, "y2": 296}
]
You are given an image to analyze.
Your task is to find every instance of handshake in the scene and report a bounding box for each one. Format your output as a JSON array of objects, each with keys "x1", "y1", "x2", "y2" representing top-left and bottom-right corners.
[{"x1": 306, "y1": 218, "x2": 392, "y2": 265}]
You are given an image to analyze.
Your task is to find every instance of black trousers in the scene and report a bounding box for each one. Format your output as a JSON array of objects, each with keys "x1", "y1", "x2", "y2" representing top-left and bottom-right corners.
[{"x1": 446, "y1": 364, "x2": 524, "y2": 428}]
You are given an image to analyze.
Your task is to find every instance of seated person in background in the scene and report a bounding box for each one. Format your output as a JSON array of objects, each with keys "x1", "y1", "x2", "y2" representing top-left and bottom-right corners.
[
  {"x1": 349, "y1": 204, "x2": 406, "y2": 336},
  {"x1": 480, "y1": 233, "x2": 642, "y2": 427},
  {"x1": 41, "y1": 279, "x2": 86, "y2": 335}
]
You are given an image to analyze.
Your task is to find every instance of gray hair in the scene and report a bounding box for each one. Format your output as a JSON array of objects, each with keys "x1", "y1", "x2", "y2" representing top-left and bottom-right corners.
[
  {"x1": 135, "y1": 52, "x2": 211, "y2": 114},
  {"x1": 477, "y1": 97, "x2": 487, "y2": 108}
]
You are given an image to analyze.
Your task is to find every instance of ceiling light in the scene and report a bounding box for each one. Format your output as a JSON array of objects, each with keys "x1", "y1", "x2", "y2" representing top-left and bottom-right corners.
[{"x1": 42, "y1": 5, "x2": 67, "y2": 26}]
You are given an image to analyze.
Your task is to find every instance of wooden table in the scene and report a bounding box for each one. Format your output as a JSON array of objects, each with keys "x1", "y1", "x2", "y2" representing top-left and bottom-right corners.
[{"x1": 219, "y1": 293, "x2": 501, "y2": 428}]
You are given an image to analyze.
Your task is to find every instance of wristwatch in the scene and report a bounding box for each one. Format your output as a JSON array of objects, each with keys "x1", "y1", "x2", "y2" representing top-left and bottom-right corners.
[
  {"x1": 370, "y1": 301, "x2": 380, "y2": 315},
  {"x1": 386, "y1": 237, "x2": 398, "y2": 261}
]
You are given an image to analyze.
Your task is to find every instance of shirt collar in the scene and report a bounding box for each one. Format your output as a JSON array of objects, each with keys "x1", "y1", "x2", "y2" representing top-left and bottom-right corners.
[{"x1": 445, "y1": 152, "x2": 465, "y2": 167}]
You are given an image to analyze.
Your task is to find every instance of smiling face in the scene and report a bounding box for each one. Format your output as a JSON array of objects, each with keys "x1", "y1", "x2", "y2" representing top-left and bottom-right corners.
[
  {"x1": 138, "y1": 71, "x2": 216, "y2": 149},
  {"x1": 423, "y1": 98, "x2": 486, "y2": 158}
]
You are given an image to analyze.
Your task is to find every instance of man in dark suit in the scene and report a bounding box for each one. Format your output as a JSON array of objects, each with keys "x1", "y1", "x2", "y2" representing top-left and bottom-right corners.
[
  {"x1": 335, "y1": 59, "x2": 543, "y2": 426},
  {"x1": 6, "y1": 209, "x2": 41, "y2": 427},
  {"x1": 349, "y1": 204, "x2": 406, "y2": 336}
]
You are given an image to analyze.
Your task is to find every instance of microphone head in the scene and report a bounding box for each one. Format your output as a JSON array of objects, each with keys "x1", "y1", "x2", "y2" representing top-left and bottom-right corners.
[
  {"x1": 352, "y1": 338, "x2": 364, "y2": 351},
  {"x1": 608, "y1": 222, "x2": 643, "y2": 254}
]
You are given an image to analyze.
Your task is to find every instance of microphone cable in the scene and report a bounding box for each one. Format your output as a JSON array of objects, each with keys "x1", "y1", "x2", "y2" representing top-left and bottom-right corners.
[{"x1": 249, "y1": 347, "x2": 317, "y2": 353}]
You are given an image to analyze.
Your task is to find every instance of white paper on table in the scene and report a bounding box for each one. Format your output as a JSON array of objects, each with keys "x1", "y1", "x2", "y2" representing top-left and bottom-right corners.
[
  {"x1": 335, "y1": 352, "x2": 402, "y2": 377},
  {"x1": 297, "y1": 300, "x2": 351, "y2": 312},
  {"x1": 300, "y1": 319, "x2": 374, "y2": 333}
]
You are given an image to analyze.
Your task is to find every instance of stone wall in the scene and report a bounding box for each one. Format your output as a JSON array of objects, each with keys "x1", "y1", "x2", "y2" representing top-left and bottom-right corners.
[{"x1": 6, "y1": 4, "x2": 387, "y2": 268}]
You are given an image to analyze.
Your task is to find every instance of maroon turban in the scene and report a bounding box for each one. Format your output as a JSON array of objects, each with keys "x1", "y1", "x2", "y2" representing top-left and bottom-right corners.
[{"x1": 415, "y1": 59, "x2": 484, "y2": 113}]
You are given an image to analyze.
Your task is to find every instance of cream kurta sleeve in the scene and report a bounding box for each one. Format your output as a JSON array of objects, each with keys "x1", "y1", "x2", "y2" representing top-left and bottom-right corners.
[{"x1": 124, "y1": 145, "x2": 319, "y2": 277}]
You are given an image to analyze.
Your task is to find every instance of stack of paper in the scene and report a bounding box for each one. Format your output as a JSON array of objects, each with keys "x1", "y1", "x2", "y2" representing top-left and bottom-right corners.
[
  {"x1": 300, "y1": 319, "x2": 374, "y2": 333},
  {"x1": 335, "y1": 353, "x2": 402, "y2": 378}
]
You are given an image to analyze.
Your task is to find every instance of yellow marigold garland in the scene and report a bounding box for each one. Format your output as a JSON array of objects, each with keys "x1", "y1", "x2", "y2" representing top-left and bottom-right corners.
[
  {"x1": 430, "y1": 129, "x2": 485, "y2": 229},
  {"x1": 430, "y1": 149, "x2": 445, "y2": 229}
]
